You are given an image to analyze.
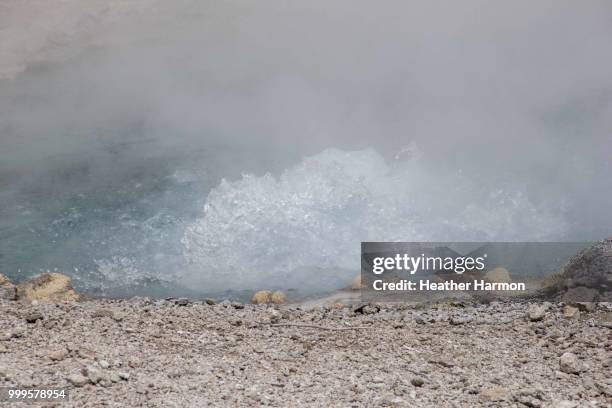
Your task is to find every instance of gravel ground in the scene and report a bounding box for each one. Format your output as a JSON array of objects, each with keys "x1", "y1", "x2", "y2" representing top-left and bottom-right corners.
[{"x1": 0, "y1": 297, "x2": 611, "y2": 407}]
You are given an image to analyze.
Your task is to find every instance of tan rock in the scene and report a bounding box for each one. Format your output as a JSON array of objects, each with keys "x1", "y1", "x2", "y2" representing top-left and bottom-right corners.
[
  {"x1": 480, "y1": 387, "x2": 510, "y2": 402},
  {"x1": 351, "y1": 276, "x2": 363, "y2": 290},
  {"x1": 0, "y1": 273, "x2": 11, "y2": 286},
  {"x1": 563, "y1": 305, "x2": 580, "y2": 319},
  {"x1": 251, "y1": 290, "x2": 272, "y2": 304},
  {"x1": 270, "y1": 291, "x2": 288, "y2": 305},
  {"x1": 484, "y1": 267, "x2": 511, "y2": 283},
  {"x1": 47, "y1": 347, "x2": 69, "y2": 361},
  {"x1": 16, "y1": 273, "x2": 80, "y2": 302}
]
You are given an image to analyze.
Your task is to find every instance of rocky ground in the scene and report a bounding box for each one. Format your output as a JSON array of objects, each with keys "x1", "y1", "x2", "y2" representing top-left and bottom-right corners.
[{"x1": 0, "y1": 296, "x2": 611, "y2": 407}]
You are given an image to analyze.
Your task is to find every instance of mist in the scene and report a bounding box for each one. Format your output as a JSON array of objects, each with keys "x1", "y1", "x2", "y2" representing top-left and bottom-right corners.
[{"x1": 1, "y1": 0, "x2": 611, "y2": 294}]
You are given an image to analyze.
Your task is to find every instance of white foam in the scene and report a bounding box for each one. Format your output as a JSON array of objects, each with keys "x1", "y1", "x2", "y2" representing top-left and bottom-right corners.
[{"x1": 182, "y1": 148, "x2": 567, "y2": 291}]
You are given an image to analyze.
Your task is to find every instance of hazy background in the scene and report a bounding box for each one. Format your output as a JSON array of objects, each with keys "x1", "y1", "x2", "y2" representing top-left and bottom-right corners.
[{"x1": 0, "y1": 0, "x2": 611, "y2": 295}]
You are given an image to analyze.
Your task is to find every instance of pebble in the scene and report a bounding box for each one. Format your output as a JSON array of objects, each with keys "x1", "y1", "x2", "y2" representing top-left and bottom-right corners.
[
  {"x1": 267, "y1": 308, "x2": 282, "y2": 323},
  {"x1": 559, "y1": 352, "x2": 584, "y2": 374},
  {"x1": 175, "y1": 298, "x2": 190, "y2": 306},
  {"x1": 83, "y1": 366, "x2": 103, "y2": 384},
  {"x1": 527, "y1": 305, "x2": 547, "y2": 322},
  {"x1": 480, "y1": 387, "x2": 510, "y2": 401},
  {"x1": 449, "y1": 316, "x2": 472, "y2": 325},
  {"x1": 48, "y1": 348, "x2": 69, "y2": 361},
  {"x1": 410, "y1": 377, "x2": 425, "y2": 387},
  {"x1": 25, "y1": 311, "x2": 44, "y2": 323},
  {"x1": 563, "y1": 305, "x2": 580, "y2": 319},
  {"x1": 67, "y1": 373, "x2": 89, "y2": 387}
]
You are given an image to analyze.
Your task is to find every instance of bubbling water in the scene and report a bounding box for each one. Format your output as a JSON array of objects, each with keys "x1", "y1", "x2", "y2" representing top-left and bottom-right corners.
[{"x1": 181, "y1": 148, "x2": 567, "y2": 292}]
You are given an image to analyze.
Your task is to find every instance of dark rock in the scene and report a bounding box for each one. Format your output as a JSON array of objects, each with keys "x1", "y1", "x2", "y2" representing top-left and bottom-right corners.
[
  {"x1": 548, "y1": 238, "x2": 611, "y2": 300},
  {"x1": 410, "y1": 377, "x2": 425, "y2": 387},
  {"x1": 353, "y1": 302, "x2": 380, "y2": 314}
]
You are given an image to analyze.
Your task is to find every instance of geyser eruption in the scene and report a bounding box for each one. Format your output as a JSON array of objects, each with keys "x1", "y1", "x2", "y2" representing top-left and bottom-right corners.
[
  {"x1": 0, "y1": 0, "x2": 610, "y2": 296},
  {"x1": 182, "y1": 148, "x2": 567, "y2": 292}
]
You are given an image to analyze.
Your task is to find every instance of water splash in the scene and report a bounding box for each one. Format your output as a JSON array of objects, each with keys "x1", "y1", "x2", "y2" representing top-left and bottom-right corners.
[{"x1": 182, "y1": 148, "x2": 567, "y2": 291}]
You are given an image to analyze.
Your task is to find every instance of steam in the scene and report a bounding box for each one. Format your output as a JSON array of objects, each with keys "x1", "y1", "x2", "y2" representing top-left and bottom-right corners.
[{"x1": 1, "y1": 0, "x2": 611, "y2": 293}]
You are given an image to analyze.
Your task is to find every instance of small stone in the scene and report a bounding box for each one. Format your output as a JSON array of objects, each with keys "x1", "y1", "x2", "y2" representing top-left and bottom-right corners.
[
  {"x1": 559, "y1": 352, "x2": 583, "y2": 374},
  {"x1": 112, "y1": 312, "x2": 126, "y2": 322},
  {"x1": 175, "y1": 298, "x2": 190, "y2": 306},
  {"x1": 267, "y1": 308, "x2": 282, "y2": 323},
  {"x1": 527, "y1": 305, "x2": 547, "y2": 322},
  {"x1": 118, "y1": 371, "x2": 130, "y2": 381},
  {"x1": 480, "y1": 387, "x2": 510, "y2": 402},
  {"x1": 362, "y1": 305, "x2": 380, "y2": 315},
  {"x1": 410, "y1": 377, "x2": 425, "y2": 387},
  {"x1": 562, "y1": 305, "x2": 580, "y2": 319},
  {"x1": 450, "y1": 316, "x2": 472, "y2": 325},
  {"x1": 204, "y1": 298, "x2": 217, "y2": 305},
  {"x1": 514, "y1": 388, "x2": 544, "y2": 407},
  {"x1": 83, "y1": 366, "x2": 103, "y2": 384},
  {"x1": 231, "y1": 301, "x2": 244, "y2": 309},
  {"x1": 91, "y1": 309, "x2": 114, "y2": 318},
  {"x1": 25, "y1": 311, "x2": 43, "y2": 323},
  {"x1": 67, "y1": 373, "x2": 89, "y2": 387},
  {"x1": 252, "y1": 290, "x2": 272, "y2": 304},
  {"x1": 414, "y1": 315, "x2": 426, "y2": 325},
  {"x1": 271, "y1": 291, "x2": 288, "y2": 305},
  {"x1": 48, "y1": 348, "x2": 69, "y2": 361},
  {"x1": 98, "y1": 360, "x2": 110, "y2": 369},
  {"x1": 127, "y1": 358, "x2": 141, "y2": 368}
]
